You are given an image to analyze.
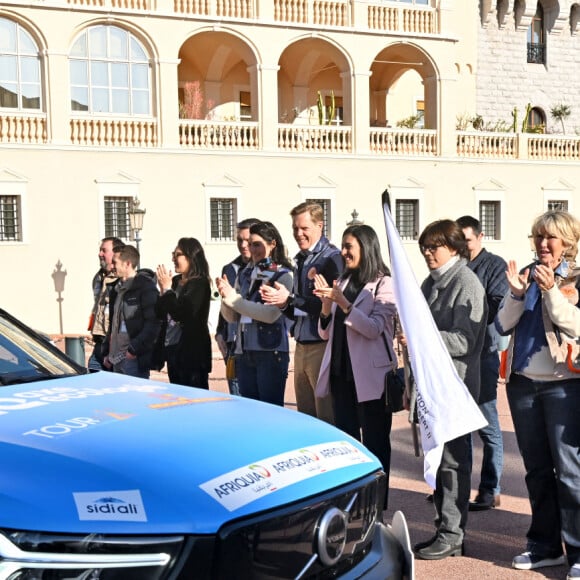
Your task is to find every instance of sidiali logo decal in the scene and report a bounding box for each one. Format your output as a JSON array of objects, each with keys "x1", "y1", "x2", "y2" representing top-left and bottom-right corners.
[
  {"x1": 73, "y1": 490, "x2": 147, "y2": 522},
  {"x1": 199, "y1": 441, "x2": 374, "y2": 512}
]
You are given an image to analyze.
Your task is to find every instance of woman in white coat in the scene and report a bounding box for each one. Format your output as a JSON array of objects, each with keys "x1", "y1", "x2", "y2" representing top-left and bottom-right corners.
[{"x1": 314, "y1": 224, "x2": 397, "y2": 509}]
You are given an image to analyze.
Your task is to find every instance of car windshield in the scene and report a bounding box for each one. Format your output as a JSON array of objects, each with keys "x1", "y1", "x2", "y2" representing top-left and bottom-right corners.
[{"x1": 0, "y1": 313, "x2": 81, "y2": 385}]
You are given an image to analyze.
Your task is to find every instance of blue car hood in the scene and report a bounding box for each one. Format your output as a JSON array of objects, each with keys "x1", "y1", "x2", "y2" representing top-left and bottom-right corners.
[{"x1": 0, "y1": 373, "x2": 381, "y2": 534}]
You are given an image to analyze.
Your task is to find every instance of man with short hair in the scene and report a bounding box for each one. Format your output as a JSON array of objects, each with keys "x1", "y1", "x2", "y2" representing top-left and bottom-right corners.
[
  {"x1": 103, "y1": 245, "x2": 160, "y2": 379},
  {"x1": 88, "y1": 236, "x2": 124, "y2": 370},
  {"x1": 215, "y1": 218, "x2": 261, "y2": 395},
  {"x1": 260, "y1": 202, "x2": 342, "y2": 423},
  {"x1": 457, "y1": 215, "x2": 509, "y2": 511}
]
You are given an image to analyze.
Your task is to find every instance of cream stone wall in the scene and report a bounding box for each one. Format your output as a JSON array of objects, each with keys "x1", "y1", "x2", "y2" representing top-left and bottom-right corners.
[
  {"x1": 3, "y1": 145, "x2": 580, "y2": 334},
  {"x1": 1, "y1": 0, "x2": 579, "y2": 337},
  {"x1": 477, "y1": 2, "x2": 580, "y2": 134}
]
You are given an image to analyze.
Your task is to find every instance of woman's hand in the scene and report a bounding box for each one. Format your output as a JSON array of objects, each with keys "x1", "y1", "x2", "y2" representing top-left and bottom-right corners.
[
  {"x1": 312, "y1": 273, "x2": 333, "y2": 314},
  {"x1": 506, "y1": 260, "x2": 529, "y2": 298},
  {"x1": 215, "y1": 275, "x2": 233, "y2": 299},
  {"x1": 532, "y1": 264, "x2": 556, "y2": 292},
  {"x1": 313, "y1": 275, "x2": 351, "y2": 314},
  {"x1": 156, "y1": 265, "x2": 173, "y2": 294},
  {"x1": 259, "y1": 282, "x2": 289, "y2": 307}
]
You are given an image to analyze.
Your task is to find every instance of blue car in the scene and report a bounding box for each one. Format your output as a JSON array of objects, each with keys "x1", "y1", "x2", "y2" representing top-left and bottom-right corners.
[{"x1": 0, "y1": 308, "x2": 414, "y2": 579}]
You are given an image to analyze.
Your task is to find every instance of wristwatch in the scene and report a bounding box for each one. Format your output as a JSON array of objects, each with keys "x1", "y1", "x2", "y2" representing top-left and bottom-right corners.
[{"x1": 286, "y1": 293, "x2": 296, "y2": 308}]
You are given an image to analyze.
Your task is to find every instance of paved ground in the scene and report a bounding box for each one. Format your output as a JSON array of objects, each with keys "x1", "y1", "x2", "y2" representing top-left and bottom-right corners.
[{"x1": 76, "y1": 337, "x2": 570, "y2": 580}]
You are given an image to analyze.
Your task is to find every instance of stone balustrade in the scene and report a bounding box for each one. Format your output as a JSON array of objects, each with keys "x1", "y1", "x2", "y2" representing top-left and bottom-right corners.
[
  {"x1": 370, "y1": 127, "x2": 437, "y2": 156},
  {"x1": 179, "y1": 120, "x2": 260, "y2": 150},
  {"x1": 58, "y1": 0, "x2": 436, "y2": 34},
  {"x1": 0, "y1": 114, "x2": 47, "y2": 144},
  {"x1": 278, "y1": 124, "x2": 352, "y2": 153},
  {"x1": 69, "y1": 117, "x2": 158, "y2": 147},
  {"x1": 4, "y1": 112, "x2": 580, "y2": 163},
  {"x1": 528, "y1": 134, "x2": 580, "y2": 161},
  {"x1": 457, "y1": 131, "x2": 517, "y2": 159}
]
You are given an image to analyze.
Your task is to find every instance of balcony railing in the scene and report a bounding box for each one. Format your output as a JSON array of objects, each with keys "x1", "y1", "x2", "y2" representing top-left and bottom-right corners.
[
  {"x1": 70, "y1": 117, "x2": 158, "y2": 147},
  {"x1": 456, "y1": 131, "x2": 517, "y2": 159},
  {"x1": 67, "y1": 0, "x2": 156, "y2": 7},
  {"x1": 58, "y1": 0, "x2": 437, "y2": 34},
  {"x1": 179, "y1": 120, "x2": 260, "y2": 150},
  {"x1": 174, "y1": 0, "x2": 209, "y2": 14},
  {"x1": 370, "y1": 128, "x2": 437, "y2": 156},
  {"x1": 6, "y1": 111, "x2": 580, "y2": 163},
  {"x1": 0, "y1": 113, "x2": 47, "y2": 144},
  {"x1": 274, "y1": 0, "x2": 350, "y2": 26},
  {"x1": 527, "y1": 42, "x2": 545, "y2": 64},
  {"x1": 528, "y1": 134, "x2": 580, "y2": 161},
  {"x1": 278, "y1": 124, "x2": 352, "y2": 153},
  {"x1": 367, "y1": 4, "x2": 437, "y2": 34}
]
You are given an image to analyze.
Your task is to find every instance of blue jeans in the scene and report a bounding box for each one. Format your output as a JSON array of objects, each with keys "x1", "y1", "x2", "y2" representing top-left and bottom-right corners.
[
  {"x1": 227, "y1": 377, "x2": 240, "y2": 396},
  {"x1": 88, "y1": 339, "x2": 106, "y2": 371},
  {"x1": 236, "y1": 350, "x2": 289, "y2": 406},
  {"x1": 113, "y1": 356, "x2": 149, "y2": 379},
  {"x1": 507, "y1": 373, "x2": 580, "y2": 565},
  {"x1": 473, "y1": 350, "x2": 503, "y2": 496}
]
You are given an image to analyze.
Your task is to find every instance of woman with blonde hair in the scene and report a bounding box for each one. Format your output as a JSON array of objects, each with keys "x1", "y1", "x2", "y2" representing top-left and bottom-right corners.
[{"x1": 496, "y1": 210, "x2": 580, "y2": 578}]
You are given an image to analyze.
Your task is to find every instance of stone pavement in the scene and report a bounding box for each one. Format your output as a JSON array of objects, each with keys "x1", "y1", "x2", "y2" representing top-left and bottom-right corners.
[{"x1": 86, "y1": 338, "x2": 569, "y2": 580}]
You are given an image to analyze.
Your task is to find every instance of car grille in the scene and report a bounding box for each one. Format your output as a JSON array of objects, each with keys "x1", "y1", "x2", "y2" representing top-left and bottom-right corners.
[{"x1": 211, "y1": 471, "x2": 386, "y2": 579}]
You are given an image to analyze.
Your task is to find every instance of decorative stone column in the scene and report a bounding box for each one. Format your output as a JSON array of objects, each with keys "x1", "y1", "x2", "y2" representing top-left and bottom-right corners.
[
  {"x1": 44, "y1": 50, "x2": 70, "y2": 145},
  {"x1": 351, "y1": 70, "x2": 372, "y2": 154},
  {"x1": 157, "y1": 57, "x2": 181, "y2": 148},
  {"x1": 256, "y1": 63, "x2": 280, "y2": 151}
]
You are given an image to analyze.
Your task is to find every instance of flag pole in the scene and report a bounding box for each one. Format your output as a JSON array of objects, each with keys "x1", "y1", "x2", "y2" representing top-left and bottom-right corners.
[{"x1": 382, "y1": 189, "x2": 421, "y2": 458}]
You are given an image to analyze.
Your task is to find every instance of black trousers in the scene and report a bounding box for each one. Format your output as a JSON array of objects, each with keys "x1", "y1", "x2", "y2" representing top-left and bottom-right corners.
[
  {"x1": 165, "y1": 344, "x2": 209, "y2": 389},
  {"x1": 331, "y1": 374, "x2": 392, "y2": 508}
]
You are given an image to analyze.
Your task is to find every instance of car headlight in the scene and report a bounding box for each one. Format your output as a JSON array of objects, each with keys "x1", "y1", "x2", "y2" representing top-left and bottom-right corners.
[{"x1": 0, "y1": 531, "x2": 184, "y2": 580}]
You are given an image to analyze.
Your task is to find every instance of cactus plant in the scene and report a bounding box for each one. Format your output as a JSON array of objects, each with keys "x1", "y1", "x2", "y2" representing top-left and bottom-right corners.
[{"x1": 316, "y1": 90, "x2": 335, "y2": 125}]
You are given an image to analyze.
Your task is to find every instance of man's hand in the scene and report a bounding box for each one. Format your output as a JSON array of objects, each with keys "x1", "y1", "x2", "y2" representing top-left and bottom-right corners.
[{"x1": 259, "y1": 282, "x2": 290, "y2": 307}]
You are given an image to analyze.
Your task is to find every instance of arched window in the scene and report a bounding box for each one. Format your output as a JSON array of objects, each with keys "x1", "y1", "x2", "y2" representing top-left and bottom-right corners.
[
  {"x1": 0, "y1": 18, "x2": 42, "y2": 111},
  {"x1": 527, "y1": 106, "x2": 546, "y2": 132},
  {"x1": 69, "y1": 25, "x2": 150, "y2": 115},
  {"x1": 527, "y1": 2, "x2": 545, "y2": 64}
]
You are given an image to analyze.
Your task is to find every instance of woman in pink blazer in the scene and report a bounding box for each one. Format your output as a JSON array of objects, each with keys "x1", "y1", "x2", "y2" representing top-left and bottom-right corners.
[{"x1": 314, "y1": 224, "x2": 397, "y2": 509}]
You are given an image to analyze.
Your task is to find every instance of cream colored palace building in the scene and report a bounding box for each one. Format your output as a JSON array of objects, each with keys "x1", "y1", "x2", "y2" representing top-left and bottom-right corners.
[{"x1": 2, "y1": 0, "x2": 580, "y2": 334}]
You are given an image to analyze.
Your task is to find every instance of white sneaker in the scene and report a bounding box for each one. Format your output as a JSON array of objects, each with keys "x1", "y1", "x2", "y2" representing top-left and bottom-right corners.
[
  {"x1": 567, "y1": 563, "x2": 580, "y2": 580},
  {"x1": 512, "y1": 551, "x2": 566, "y2": 570}
]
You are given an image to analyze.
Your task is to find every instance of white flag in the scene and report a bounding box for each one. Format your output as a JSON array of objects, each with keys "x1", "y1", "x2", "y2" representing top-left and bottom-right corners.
[{"x1": 382, "y1": 194, "x2": 487, "y2": 488}]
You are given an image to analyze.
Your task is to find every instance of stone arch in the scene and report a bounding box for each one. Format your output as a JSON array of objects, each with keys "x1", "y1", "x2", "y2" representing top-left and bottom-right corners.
[
  {"x1": 0, "y1": 9, "x2": 48, "y2": 52},
  {"x1": 69, "y1": 17, "x2": 158, "y2": 61},
  {"x1": 178, "y1": 30, "x2": 259, "y2": 121},
  {"x1": 369, "y1": 43, "x2": 439, "y2": 130},
  {"x1": 278, "y1": 36, "x2": 352, "y2": 125}
]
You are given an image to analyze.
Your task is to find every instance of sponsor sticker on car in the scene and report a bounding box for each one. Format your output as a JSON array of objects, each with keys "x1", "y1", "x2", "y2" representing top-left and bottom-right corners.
[
  {"x1": 199, "y1": 440, "x2": 374, "y2": 511},
  {"x1": 73, "y1": 489, "x2": 147, "y2": 522}
]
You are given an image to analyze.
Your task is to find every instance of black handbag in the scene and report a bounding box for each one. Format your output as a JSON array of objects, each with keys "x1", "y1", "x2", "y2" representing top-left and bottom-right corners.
[
  {"x1": 384, "y1": 366, "x2": 405, "y2": 413},
  {"x1": 374, "y1": 278, "x2": 405, "y2": 412}
]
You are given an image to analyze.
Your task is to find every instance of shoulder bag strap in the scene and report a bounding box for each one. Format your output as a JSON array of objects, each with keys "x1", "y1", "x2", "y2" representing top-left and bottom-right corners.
[{"x1": 374, "y1": 276, "x2": 396, "y2": 367}]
